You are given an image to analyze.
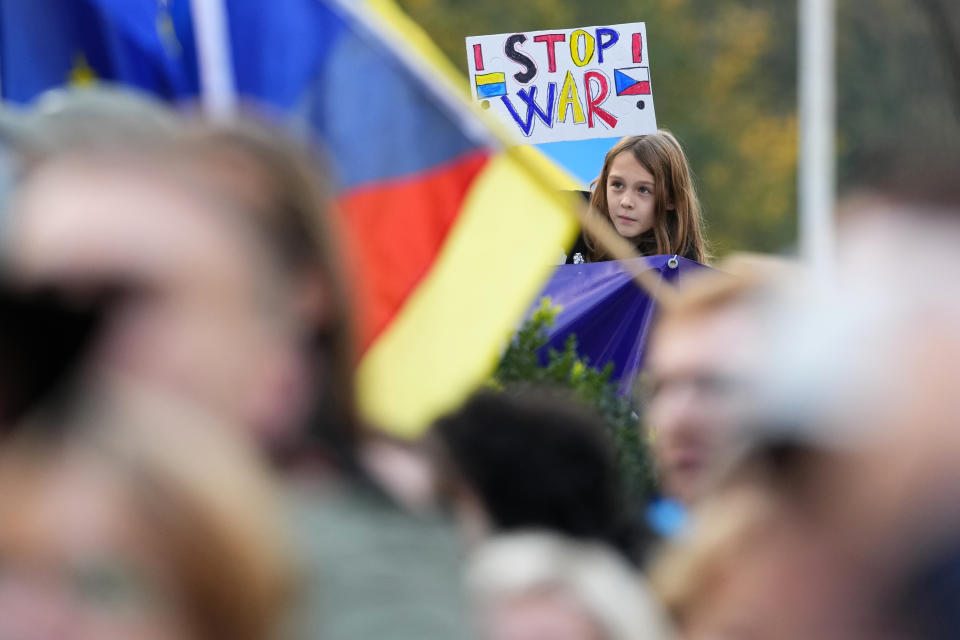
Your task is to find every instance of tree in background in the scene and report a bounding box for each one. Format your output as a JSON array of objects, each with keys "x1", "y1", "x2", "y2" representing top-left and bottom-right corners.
[
  {"x1": 837, "y1": 0, "x2": 960, "y2": 188},
  {"x1": 492, "y1": 299, "x2": 654, "y2": 504}
]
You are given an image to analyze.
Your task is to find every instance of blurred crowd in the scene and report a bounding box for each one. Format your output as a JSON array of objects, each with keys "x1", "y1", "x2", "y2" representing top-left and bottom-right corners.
[{"x1": 0, "y1": 87, "x2": 958, "y2": 640}]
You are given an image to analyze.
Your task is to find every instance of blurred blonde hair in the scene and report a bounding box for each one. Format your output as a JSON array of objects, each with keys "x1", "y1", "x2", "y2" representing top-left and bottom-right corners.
[
  {"x1": 466, "y1": 532, "x2": 672, "y2": 640},
  {"x1": 7, "y1": 92, "x2": 363, "y2": 467}
]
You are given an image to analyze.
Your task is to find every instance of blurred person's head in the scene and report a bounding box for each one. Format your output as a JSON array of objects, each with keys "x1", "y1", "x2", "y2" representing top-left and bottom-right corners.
[
  {"x1": 741, "y1": 167, "x2": 960, "y2": 640},
  {"x1": 660, "y1": 157, "x2": 960, "y2": 640},
  {"x1": 753, "y1": 155, "x2": 960, "y2": 530},
  {"x1": 467, "y1": 532, "x2": 671, "y2": 640},
  {"x1": 643, "y1": 256, "x2": 787, "y2": 505},
  {"x1": 3, "y1": 150, "x2": 317, "y2": 452},
  {"x1": 0, "y1": 388, "x2": 291, "y2": 640},
  {"x1": 1, "y1": 93, "x2": 359, "y2": 466},
  {"x1": 431, "y1": 389, "x2": 631, "y2": 554}
]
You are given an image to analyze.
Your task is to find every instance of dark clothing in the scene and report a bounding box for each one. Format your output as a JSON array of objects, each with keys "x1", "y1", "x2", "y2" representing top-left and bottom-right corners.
[
  {"x1": 285, "y1": 478, "x2": 469, "y2": 640},
  {"x1": 565, "y1": 229, "x2": 700, "y2": 264},
  {"x1": 563, "y1": 191, "x2": 592, "y2": 265}
]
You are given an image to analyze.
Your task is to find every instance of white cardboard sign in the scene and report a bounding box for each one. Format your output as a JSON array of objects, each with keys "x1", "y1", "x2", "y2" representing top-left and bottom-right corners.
[{"x1": 465, "y1": 22, "x2": 657, "y2": 144}]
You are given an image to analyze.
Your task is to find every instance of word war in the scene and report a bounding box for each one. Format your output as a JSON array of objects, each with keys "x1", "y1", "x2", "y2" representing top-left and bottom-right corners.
[{"x1": 466, "y1": 22, "x2": 657, "y2": 144}]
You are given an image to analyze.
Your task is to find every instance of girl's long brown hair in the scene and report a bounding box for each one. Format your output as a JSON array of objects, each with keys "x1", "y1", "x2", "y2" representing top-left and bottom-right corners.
[{"x1": 585, "y1": 131, "x2": 708, "y2": 263}]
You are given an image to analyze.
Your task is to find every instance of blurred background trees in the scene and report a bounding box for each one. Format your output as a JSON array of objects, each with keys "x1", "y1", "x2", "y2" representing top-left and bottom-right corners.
[{"x1": 397, "y1": 0, "x2": 960, "y2": 256}]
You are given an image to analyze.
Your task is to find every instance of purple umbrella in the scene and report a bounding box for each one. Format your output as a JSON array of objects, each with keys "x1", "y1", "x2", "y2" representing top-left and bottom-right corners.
[{"x1": 532, "y1": 255, "x2": 707, "y2": 394}]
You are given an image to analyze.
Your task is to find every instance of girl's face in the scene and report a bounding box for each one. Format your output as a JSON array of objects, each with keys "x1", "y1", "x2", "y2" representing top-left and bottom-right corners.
[{"x1": 605, "y1": 151, "x2": 658, "y2": 240}]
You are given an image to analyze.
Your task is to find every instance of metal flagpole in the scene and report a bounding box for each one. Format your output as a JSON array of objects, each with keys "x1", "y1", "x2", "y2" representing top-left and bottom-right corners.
[
  {"x1": 190, "y1": 0, "x2": 237, "y2": 120},
  {"x1": 798, "y1": 0, "x2": 836, "y2": 281}
]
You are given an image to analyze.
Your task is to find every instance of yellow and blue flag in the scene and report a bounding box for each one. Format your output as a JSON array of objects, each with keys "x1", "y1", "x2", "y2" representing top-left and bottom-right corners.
[{"x1": 475, "y1": 72, "x2": 507, "y2": 99}]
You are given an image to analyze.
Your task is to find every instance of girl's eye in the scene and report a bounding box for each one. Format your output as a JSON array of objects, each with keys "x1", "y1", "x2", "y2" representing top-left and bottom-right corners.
[
  {"x1": 639, "y1": 186, "x2": 651, "y2": 195},
  {"x1": 610, "y1": 181, "x2": 623, "y2": 189}
]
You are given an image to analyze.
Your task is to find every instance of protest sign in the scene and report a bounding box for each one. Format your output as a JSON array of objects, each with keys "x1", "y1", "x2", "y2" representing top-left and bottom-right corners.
[{"x1": 465, "y1": 22, "x2": 657, "y2": 144}]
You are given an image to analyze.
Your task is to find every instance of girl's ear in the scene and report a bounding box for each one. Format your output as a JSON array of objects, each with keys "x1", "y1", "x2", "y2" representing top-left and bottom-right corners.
[{"x1": 667, "y1": 201, "x2": 676, "y2": 211}]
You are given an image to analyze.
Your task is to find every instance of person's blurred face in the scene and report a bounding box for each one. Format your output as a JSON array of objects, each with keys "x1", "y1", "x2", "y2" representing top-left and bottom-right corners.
[
  {"x1": 481, "y1": 589, "x2": 605, "y2": 640},
  {"x1": 645, "y1": 306, "x2": 753, "y2": 505},
  {"x1": 3, "y1": 156, "x2": 311, "y2": 445},
  {"x1": 0, "y1": 455, "x2": 195, "y2": 640}
]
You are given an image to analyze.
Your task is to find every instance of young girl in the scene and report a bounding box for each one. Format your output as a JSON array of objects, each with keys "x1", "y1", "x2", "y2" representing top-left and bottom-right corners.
[{"x1": 567, "y1": 131, "x2": 708, "y2": 264}]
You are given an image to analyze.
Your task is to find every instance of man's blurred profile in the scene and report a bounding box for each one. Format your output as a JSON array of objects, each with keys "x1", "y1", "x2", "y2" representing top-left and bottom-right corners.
[{"x1": 643, "y1": 257, "x2": 784, "y2": 508}]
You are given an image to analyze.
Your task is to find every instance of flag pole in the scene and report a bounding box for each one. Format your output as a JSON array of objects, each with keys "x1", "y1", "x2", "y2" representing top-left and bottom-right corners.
[
  {"x1": 798, "y1": 0, "x2": 836, "y2": 281},
  {"x1": 190, "y1": 0, "x2": 236, "y2": 120}
]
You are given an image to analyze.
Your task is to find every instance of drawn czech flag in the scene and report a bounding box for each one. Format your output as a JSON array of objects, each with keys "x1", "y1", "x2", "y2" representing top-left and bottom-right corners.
[{"x1": 614, "y1": 66, "x2": 652, "y2": 96}]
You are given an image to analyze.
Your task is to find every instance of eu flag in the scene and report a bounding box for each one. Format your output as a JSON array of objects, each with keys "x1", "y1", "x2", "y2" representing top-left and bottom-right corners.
[{"x1": 0, "y1": 0, "x2": 199, "y2": 103}]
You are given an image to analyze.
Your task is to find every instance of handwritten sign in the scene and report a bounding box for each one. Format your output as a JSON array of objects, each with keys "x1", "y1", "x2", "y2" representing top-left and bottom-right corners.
[{"x1": 465, "y1": 23, "x2": 657, "y2": 144}]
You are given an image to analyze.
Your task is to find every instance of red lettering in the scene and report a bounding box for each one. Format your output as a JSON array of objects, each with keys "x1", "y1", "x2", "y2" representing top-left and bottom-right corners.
[
  {"x1": 584, "y1": 71, "x2": 617, "y2": 129},
  {"x1": 533, "y1": 33, "x2": 566, "y2": 73},
  {"x1": 632, "y1": 33, "x2": 643, "y2": 63}
]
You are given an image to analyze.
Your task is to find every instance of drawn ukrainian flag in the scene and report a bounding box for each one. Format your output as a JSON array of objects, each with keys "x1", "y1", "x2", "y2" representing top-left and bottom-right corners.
[{"x1": 475, "y1": 72, "x2": 506, "y2": 99}]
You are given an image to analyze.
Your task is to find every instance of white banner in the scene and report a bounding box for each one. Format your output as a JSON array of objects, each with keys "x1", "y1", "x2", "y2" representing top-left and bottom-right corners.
[{"x1": 465, "y1": 22, "x2": 657, "y2": 144}]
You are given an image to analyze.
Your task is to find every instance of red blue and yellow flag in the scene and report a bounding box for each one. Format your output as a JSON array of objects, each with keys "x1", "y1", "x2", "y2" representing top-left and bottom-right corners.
[
  {"x1": 0, "y1": 0, "x2": 580, "y2": 437},
  {"x1": 309, "y1": 1, "x2": 578, "y2": 435}
]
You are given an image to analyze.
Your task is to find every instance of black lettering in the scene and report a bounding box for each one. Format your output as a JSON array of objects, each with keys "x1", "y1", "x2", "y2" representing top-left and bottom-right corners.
[{"x1": 504, "y1": 34, "x2": 537, "y2": 84}]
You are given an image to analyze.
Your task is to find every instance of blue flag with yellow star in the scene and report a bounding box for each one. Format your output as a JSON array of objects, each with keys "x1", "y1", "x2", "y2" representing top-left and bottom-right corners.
[{"x1": 0, "y1": 0, "x2": 200, "y2": 103}]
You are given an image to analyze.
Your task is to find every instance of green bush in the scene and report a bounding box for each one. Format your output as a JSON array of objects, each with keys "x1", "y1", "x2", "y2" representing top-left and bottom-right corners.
[{"x1": 491, "y1": 298, "x2": 655, "y2": 503}]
